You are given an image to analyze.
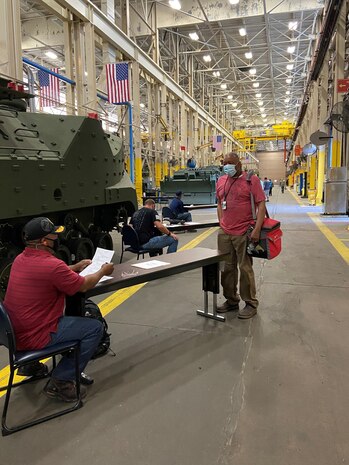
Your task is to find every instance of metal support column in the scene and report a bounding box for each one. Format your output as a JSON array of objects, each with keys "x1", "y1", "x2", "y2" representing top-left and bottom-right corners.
[{"x1": 0, "y1": 0, "x2": 22, "y2": 80}]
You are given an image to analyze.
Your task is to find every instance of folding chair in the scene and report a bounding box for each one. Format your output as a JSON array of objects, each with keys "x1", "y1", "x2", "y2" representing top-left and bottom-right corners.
[
  {"x1": 161, "y1": 206, "x2": 184, "y2": 224},
  {"x1": 0, "y1": 300, "x2": 83, "y2": 436},
  {"x1": 119, "y1": 225, "x2": 163, "y2": 263}
]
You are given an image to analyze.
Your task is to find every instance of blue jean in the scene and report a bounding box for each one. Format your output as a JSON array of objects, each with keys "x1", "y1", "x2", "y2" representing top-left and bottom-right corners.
[
  {"x1": 177, "y1": 212, "x2": 192, "y2": 222},
  {"x1": 45, "y1": 316, "x2": 103, "y2": 382},
  {"x1": 142, "y1": 234, "x2": 178, "y2": 253}
]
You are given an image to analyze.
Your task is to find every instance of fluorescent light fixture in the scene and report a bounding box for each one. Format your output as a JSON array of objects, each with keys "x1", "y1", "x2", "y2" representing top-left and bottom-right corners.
[
  {"x1": 232, "y1": 102, "x2": 238, "y2": 107},
  {"x1": 260, "y1": 107, "x2": 265, "y2": 111},
  {"x1": 286, "y1": 90, "x2": 290, "y2": 95},
  {"x1": 227, "y1": 94, "x2": 233, "y2": 99},
  {"x1": 203, "y1": 55, "x2": 212, "y2": 62},
  {"x1": 45, "y1": 51, "x2": 58, "y2": 60},
  {"x1": 220, "y1": 83, "x2": 227, "y2": 90},
  {"x1": 288, "y1": 21, "x2": 298, "y2": 31},
  {"x1": 286, "y1": 63, "x2": 294, "y2": 70},
  {"x1": 245, "y1": 52, "x2": 253, "y2": 59},
  {"x1": 287, "y1": 46, "x2": 295, "y2": 54},
  {"x1": 169, "y1": 0, "x2": 181, "y2": 9},
  {"x1": 213, "y1": 71, "x2": 220, "y2": 77},
  {"x1": 236, "y1": 109, "x2": 241, "y2": 113},
  {"x1": 264, "y1": 123, "x2": 268, "y2": 127},
  {"x1": 283, "y1": 116, "x2": 287, "y2": 120},
  {"x1": 239, "y1": 28, "x2": 247, "y2": 36},
  {"x1": 249, "y1": 68, "x2": 257, "y2": 75},
  {"x1": 256, "y1": 93, "x2": 262, "y2": 98},
  {"x1": 261, "y1": 113, "x2": 266, "y2": 117},
  {"x1": 239, "y1": 114, "x2": 244, "y2": 118},
  {"x1": 284, "y1": 112, "x2": 288, "y2": 115},
  {"x1": 284, "y1": 98, "x2": 290, "y2": 103},
  {"x1": 189, "y1": 32, "x2": 199, "y2": 41},
  {"x1": 140, "y1": 103, "x2": 145, "y2": 108},
  {"x1": 286, "y1": 78, "x2": 292, "y2": 84},
  {"x1": 229, "y1": 0, "x2": 239, "y2": 4},
  {"x1": 258, "y1": 101, "x2": 263, "y2": 106},
  {"x1": 253, "y1": 82, "x2": 259, "y2": 88}
]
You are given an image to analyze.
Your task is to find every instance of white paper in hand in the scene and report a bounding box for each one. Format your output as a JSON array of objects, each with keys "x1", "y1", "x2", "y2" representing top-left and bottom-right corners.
[{"x1": 79, "y1": 247, "x2": 114, "y2": 281}]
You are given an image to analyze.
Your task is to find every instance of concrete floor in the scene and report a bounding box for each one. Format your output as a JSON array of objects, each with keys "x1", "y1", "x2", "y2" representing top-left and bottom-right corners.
[{"x1": 1, "y1": 188, "x2": 349, "y2": 465}]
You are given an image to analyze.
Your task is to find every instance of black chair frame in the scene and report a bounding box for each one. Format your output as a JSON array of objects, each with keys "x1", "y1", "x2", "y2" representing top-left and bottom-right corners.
[
  {"x1": 120, "y1": 224, "x2": 163, "y2": 263},
  {"x1": 0, "y1": 300, "x2": 83, "y2": 436}
]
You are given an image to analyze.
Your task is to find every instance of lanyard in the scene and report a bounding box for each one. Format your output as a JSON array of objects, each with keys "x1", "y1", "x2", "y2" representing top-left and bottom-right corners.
[{"x1": 223, "y1": 176, "x2": 239, "y2": 201}]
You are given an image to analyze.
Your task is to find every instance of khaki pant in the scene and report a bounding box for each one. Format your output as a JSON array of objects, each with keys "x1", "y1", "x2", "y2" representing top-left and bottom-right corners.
[{"x1": 217, "y1": 229, "x2": 258, "y2": 309}]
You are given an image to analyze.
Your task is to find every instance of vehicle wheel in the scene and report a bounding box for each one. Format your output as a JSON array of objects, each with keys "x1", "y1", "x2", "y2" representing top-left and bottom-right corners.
[
  {"x1": 56, "y1": 244, "x2": 72, "y2": 265},
  {"x1": 93, "y1": 232, "x2": 113, "y2": 250},
  {"x1": 70, "y1": 238, "x2": 95, "y2": 262}
]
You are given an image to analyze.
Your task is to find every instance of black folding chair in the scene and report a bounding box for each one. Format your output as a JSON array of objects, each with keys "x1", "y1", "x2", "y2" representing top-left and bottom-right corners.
[
  {"x1": 120, "y1": 225, "x2": 163, "y2": 263},
  {"x1": 161, "y1": 207, "x2": 185, "y2": 225},
  {"x1": 0, "y1": 300, "x2": 83, "y2": 436}
]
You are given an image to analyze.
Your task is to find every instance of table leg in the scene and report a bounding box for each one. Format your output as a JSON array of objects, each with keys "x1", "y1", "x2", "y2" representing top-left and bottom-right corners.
[{"x1": 196, "y1": 263, "x2": 225, "y2": 322}]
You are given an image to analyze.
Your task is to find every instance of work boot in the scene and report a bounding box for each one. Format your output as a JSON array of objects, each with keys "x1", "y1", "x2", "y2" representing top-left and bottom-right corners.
[
  {"x1": 17, "y1": 361, "x2": 48, "y2": 378},
  {"x1": 44, "y1": 378, "x2": 87, "y2": 402},
  {"x1": 216, "y1": 301, "x2": 240, "y2": 313},
  {"x1": 238, "y1": 304, "x2": 257, "y2": 319},
  {"x1": 80, "y1": 372, "x2": 94, "y2": 385}
]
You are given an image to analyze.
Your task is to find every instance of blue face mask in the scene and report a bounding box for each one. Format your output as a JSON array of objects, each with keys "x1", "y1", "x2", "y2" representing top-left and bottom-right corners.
[{"x1": 223, "y1": 164, "x2": 237, "y2": 177}]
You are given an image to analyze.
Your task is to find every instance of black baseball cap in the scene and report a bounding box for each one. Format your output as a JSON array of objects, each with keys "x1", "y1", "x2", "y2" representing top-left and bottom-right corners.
[
  {"x1": 24, "y1": 217, "x2": 65, "y2": 241},
  {"x1": 176, "y1": 191, "x2": 182, "y2": 196}
]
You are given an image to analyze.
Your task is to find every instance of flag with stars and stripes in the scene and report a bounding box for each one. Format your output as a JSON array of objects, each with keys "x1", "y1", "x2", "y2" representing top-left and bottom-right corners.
[
  {"x1": 106, "y1": 62, "x2": 130, "y2": 104},
  {"x1": 212, "y1": 135, "x2": 223, "y2": 151},
  {"x1": 38, "y1": 68, "x2": 60, "y2": 107}
]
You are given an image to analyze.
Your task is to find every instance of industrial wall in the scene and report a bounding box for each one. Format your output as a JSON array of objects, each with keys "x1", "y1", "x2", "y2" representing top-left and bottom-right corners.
[{"x1": 258, "y1": 151, "x2": 286, "y2": 183}]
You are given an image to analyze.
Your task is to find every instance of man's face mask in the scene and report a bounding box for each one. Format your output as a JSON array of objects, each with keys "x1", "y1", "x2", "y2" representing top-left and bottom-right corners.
[
  {"x1": 223, "y1": 164, "x2": 237, "y2": 177},
  {"x1": 44, "y1": 236, "x2": 59, "y2": 253}
]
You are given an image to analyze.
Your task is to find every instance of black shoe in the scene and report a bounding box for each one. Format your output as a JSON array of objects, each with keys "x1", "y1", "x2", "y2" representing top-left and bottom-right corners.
[
  {"x1": 238, "y1": 305, "x2": 257, "y2": 319},
  {"x1": 17, "y1": 361, "x2": 48, "y2": 378},
  {"x1": 80, "y1": 372, "x2": 94, "y2": 385},
  {"x1": 44, "y1": 378, "x2": 87, "y2": 402},
  {"x1": 216, "y1": 301, "x2": 240, "y2": 313}
]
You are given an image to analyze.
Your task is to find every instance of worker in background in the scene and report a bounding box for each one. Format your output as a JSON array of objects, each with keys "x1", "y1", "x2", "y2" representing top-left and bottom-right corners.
[
  {"x1": 216, "y1": 152, "x2": 266, "y2": 319},
  {"x1": 280, "y1": 179, "x2": 286, "y2": 193},
  {"x1": 169, "y1": 191, "x2": 192, "y2": 222},
  {"x1": 263, "y1": 177, "x2": 271, "y2": 201},
  {"x1": 4, "y1": 217, "x2": 114, "y2": 402},
  {"x1": 269, "y1": 179, "x2": 274, "y2": 196},
  {"x1": 130, "y1": 199, "x2": 178, "y2": 253}
]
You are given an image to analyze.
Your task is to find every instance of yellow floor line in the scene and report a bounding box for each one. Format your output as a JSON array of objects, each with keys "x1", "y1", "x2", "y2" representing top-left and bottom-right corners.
[
  {"x1": 0, "y1": 226, "x2": 219, "y2": 396},
  {"x1": 289, "y1": 189, "x2": 349, "y2": 265},
  {"x1": 307, "y1": 213, "x2": 349, "y2": 265}
]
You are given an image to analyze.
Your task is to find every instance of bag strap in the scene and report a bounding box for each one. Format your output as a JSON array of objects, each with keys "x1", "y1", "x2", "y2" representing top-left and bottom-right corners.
[{"x1": 246, "y1": 171, "x2": 269, "y2": 221}]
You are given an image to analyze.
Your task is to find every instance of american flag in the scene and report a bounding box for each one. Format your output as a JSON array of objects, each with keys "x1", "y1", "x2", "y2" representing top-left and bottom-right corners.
[
  {"x1": 106, "y1": 62, "x2": 130, "y2": 104},
  {"x1": 212, "y1": 135, "x2": 223, "y2": 152},
  {"x1": 38, "y1": 68, "x2": 60, "y2": 107}
]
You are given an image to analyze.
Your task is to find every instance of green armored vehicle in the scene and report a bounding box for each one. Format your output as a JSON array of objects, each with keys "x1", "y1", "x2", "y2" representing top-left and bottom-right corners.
[
  {"x1": 0, "y1": 77, "x2": 137, "y2": 297},
  {"x1": 160, "y1": 166, "x2": 222, "y2": 204}
]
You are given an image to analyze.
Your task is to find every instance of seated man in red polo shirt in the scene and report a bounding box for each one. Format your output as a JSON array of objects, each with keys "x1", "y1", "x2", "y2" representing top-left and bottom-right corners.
[{"x1": 4, "y1": 217, "x2": 114, "y2": 402}]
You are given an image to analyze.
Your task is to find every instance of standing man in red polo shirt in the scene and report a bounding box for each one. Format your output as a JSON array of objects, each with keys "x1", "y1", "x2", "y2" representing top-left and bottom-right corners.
[
  {"x1": 216, "y1": 153, "x2": 266, "y2": 319},
  {"x1": 4, "y1": 217, "x2": 114, "y2": 402}
]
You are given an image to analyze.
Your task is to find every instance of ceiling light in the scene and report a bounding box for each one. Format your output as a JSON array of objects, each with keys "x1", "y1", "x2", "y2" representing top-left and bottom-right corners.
[
  {"x1": 203, "y1": 55, "x2": 212, "y2": 62},
  {"x1": 239, "y1": 28, "x2": 247, "y2": 36},
  {"x1": 140, "y1": 103, "x2": 145, "y2": 108},
  {"x1": 283, "y1": 116, "x2": 287, "y2": 120},
  {"x1": 301, "y1": 72, "x2": 307, "y2": 78},
  {"x1": 220, "y1": 83, "x2": 227, "y2": 90},
  {"x1": 286, "y1": 63, "x2": 294, "y2": 70},
  {"x1": 284, "y1": 112, "x2": 288, "y2": 115},
  {"x1": 213, "y1": 71, "x2": 220, "y2": 77},
  {"x1": 286, "y1": 90, "x2": 290, "y2": 95},
  {"x1": 287, "y1": 46, "x2": 295, "y2": 54},
  {"x1": 245, "y1": 52, "x2": 253, "y2": 59},
  {"x1": 253, "y1": 82, "x2": 259, "y2": 88},
  {"x1": 232, "y1": 102, "x2": 238, "y2": 107},
  {"x1": 295, "y1": 103, "x2": 300, "y2": 107},
  {"x1": 249, "y1": 68, "x2": 257, "y2": 75},
  {"x1": 261, "y1": 113, "x2": 266, "y2": 117},
  {"x1": 189, "y1": 32, "x2": 199, "y2": 41},
  {"x1": 286, "y1": 78, "x2": 292, "y2": 84},
  {"x1": 258, "y1": 101, "x2": 263, "y2": 106},
  {"x1": 169, "y1": 0, "x2": 181, "y2": 9},
  {"x1": 260, "y1": 107, "x2": 265, "y2": 112},
  {"x1": 236, "y1": 109, "x2": 241, "y2": 113},
  {"x1": 45, "y1": 51, "x2": 58, "y2": 60},
  {"x1": 227, "y1": 94, "x2": 233, "y2": 99},
  {"x1": 229, "y1": 0, "x2": 239, "y2": 4},
  {"x1": 284, "y1": 98, "x2": 290, "y2": 103},
  {"x1": 256, "y1": 93, "x2": 262, "y2": 98},
  {"x1": 239, "y1": 114, "x2": 244, "y2": 118},
  {"x1": 264, "y1": 123, "x2": 268, "y2": 127},
  {"x1": 288, "y1": 21, "x2": 298, "y2": 31}
]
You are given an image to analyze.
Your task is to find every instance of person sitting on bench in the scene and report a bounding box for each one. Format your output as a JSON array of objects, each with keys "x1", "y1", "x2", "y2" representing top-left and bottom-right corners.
[
  {"x1": 130, "y1": 199, "x2": 179, "y2": 253},
  {"x1": 169, "y1": 191, "x2": 192, "y2": 222}
]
